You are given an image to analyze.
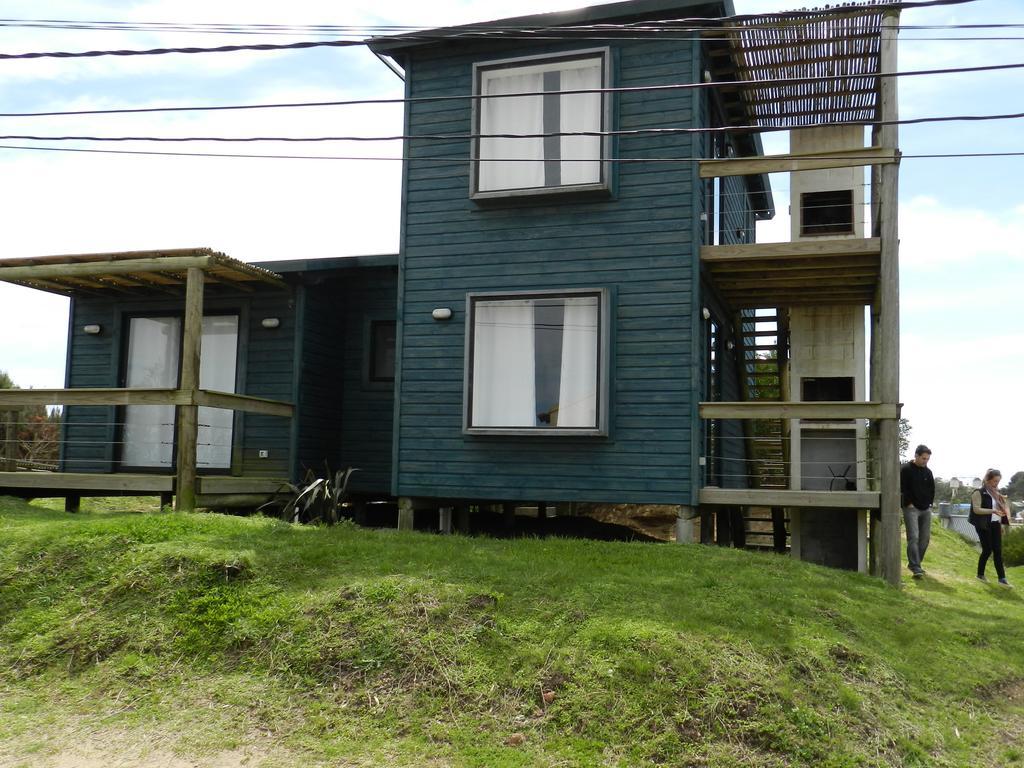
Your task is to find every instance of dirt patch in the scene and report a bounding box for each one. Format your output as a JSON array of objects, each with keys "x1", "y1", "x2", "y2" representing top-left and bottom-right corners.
[
  {"x1": 0, "y1": 732, "x2": 276, "y2": 768},
  {"x1": 575, "y1": 503, "x2": 681, "y2": 541}
]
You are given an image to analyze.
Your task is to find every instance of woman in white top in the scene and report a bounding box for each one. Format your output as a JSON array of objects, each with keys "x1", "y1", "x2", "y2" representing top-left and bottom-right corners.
[{"x1": 970, "y1": 469, "x2": 1011, "y2": 586}]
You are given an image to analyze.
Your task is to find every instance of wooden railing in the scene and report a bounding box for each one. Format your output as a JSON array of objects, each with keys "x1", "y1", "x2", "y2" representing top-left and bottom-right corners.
[
  {"x1": 0, "y1": 387, "x2": 294, "y2": 510},
  {"x1": 697, "y1": 400, "x2": 899, "y2": 510}
]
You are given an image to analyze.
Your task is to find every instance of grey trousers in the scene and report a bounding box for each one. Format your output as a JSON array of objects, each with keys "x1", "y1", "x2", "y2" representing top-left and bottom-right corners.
[{"x1": 903, "y1": 505, "x2": 932, "y2": 573}]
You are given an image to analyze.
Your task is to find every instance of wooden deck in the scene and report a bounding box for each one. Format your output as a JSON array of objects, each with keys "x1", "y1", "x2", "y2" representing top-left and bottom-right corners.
[
  {"x1": 699, "y1": 487, "x2": 880, "y2": 510},
  {"x1": 0, "y1": 471, "x2": 290, "y2": 505}
]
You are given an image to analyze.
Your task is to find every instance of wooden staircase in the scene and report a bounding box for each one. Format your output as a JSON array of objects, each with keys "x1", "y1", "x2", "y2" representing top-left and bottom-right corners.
[{"x1": 739, "y1": 310, "x2": 790, "y2": 551}]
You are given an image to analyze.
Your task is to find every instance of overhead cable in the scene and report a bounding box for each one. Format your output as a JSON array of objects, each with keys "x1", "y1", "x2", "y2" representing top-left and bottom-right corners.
[
  {"x1": 2, "y1": 108, "x2": 1022, "y2": 143},
  {"x1": 0, "y1": 0, "x2": 978, "y2": 61},
  {"x1": 1, "y1": 143, "x2": 1020, "y2": 163},
  {"x1": 4, "y1": 60, "x2": 1023, "y2": 119}
]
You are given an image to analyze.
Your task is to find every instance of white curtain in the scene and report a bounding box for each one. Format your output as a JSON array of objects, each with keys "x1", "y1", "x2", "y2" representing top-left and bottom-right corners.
[
  {"x1": 472, "y1": 300, "x2": 536, "y2": 427},
  {"x1": 556, "y1": 297, "x2": 599, "y2": 427},
  {"x1": 122, "y1": 317, "x2": 181, "y2": 467},
  {"x1": 197, "y1": 315, "x2": 238, "y2": 469},
  {"x1": 559, "y1": 62, "x2": 603, "y2": 186},
  {"x1": 479, "y1": 70, "x2": 545, "y2": 191}
]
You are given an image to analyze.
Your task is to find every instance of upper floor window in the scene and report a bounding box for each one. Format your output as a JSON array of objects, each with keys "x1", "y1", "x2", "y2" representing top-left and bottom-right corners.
[{"x1": 472, "y1": 50, "x2": 610, "y2": 198}]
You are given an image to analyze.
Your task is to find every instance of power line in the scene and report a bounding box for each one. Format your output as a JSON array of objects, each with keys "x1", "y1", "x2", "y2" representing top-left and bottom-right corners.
[
  {"x1": 1, "y1": 108, "x2": 1022, "y2": 143},
  {"x1": 0, "y1": 0, "x2": 979, "y2": 60},
  {"x1": 4, "y1": 60, "x2": 1023, "y2": 119},
  {"x1": 1, "y1": 143, "x2": 1020, "y2": 163}
]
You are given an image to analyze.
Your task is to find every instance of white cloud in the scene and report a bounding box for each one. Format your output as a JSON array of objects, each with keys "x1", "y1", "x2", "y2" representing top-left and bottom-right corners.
[{"x1": 900, "y1": 196, "x2": 1024, "y2": 266}]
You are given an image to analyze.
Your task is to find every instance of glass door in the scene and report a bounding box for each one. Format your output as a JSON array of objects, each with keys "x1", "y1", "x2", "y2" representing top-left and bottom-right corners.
[
  {"x1": 197, "y1": 315, "x2": 239, "y2": 470},
  {"x1": 121, "y1": 314, "x2": 238, "y2": 470},
  {"x1": 122, "y1": 316, "x2": 181, "y2": 468}
]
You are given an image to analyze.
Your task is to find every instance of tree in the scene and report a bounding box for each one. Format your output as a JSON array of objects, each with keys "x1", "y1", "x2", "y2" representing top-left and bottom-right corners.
[
  {"x1": 0, "y1": 370, "x2": 62, "y2": 468},
  {"x1": 898, "y1": 418, "x2": 911, "y2": 462},
  {"x1": 1003, "y1": 471, "x2": 1024, "y2": 501}
]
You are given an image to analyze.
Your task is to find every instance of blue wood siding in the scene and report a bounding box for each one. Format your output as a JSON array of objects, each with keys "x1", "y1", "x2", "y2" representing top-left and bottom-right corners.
[
  {"x1": 337, "y1": 267, "x2": 397, "y2": 495},
  {"x1": 62, "y1": 299, "x2": 118, "y2": 472},
  {"x1": 293, "y1": 281, "x2": 345, "y2": 479},
  {"x1": 394, "y1": 39, "x2": 704, "y2": 504},
  {"x1": 287, "y1": 269, "x2": 397, "y2": 491},
  {"x1": 62, "y1": 289, "x2": 295, "y2": 477},
  {"x1": 239, "y1": 291, "x2": 295, "y2": 478}
]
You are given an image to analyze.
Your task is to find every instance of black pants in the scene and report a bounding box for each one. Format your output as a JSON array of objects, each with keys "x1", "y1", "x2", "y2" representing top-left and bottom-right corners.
[{"x1": 976, "y1": 521, "x2": 1006, "y2": 580}]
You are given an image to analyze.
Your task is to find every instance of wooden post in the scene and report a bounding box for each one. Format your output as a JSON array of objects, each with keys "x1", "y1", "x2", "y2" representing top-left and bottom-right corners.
[
  {"x1": 771, "y1": 507, "x2": 787, "y2": 553},
  {"x1": 455, "y1": 505, "x2": 471, "y2": 533},
  {"x1": 537, "y1": 501, "x2": 547, "y2": 538},
  {"x1": 397, "y1": 497, "x2": 415, "y2": 530},
  {"x1": 353, "y1": 499, "x2": 368, "y2": 526},
  {"x1": 2, "y1": 411, "x2": 16, "y2": 471},
  {"x1": 438, "y1": 506, "x2": 452, "y2": 534},
  {"x1": 174, "y1": 267, "x2": 204, "y2": 513},
  {"x1": 64, "y1": 495, "x2": 81, "y2": 514},
  {"x1": 876, "y1": 10, "x2": 902, "y2": 586},
  {"x1": 700, "y1": 508, "x2": 714, "y2": 545},
  {"x1": 502, "y1": 502, "x2": 516, "y2": 536}
]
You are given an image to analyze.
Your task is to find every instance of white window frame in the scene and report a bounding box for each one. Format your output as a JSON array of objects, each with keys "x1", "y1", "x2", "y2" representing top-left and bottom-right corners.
[
  {"x1": 470, "y1": 48, "x2": 612, "y2": 200},
  {"x1": 463, "y1": 288, "x2": 610, "y2": 436}
]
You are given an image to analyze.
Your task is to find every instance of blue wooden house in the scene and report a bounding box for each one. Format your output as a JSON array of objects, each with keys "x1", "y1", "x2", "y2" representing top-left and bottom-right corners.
[
  {"x1": 0, "y1": 0, "x2": 907, "y2": 580},
  {"x1": 368, "y1": 0, "x2": 773, "y2": 512}
]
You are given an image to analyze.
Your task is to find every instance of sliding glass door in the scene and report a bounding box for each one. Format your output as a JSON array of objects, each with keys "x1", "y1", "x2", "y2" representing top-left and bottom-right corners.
[{"x1": 121, "y1": 314, "x2": 238, "y2": 470}]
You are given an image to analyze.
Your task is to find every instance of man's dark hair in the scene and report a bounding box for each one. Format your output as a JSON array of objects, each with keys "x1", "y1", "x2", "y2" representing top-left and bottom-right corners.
[{"x1": 915, "y1": 444, "x2": 931, "y2": 456}]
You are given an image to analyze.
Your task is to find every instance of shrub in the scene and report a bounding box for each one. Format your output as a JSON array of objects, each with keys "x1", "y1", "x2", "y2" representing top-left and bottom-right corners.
[{"x1": 1002, "y1": 526, "x2": 1024, "y2": 567}]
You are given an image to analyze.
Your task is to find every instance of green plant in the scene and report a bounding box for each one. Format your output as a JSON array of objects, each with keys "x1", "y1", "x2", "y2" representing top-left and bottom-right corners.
[
  {"x1": 1002, "y1": 526, "x2": 1024, "y2": 567},
  {"x1": 258, "y1": 466, "x2": 359, "y2": 525}
]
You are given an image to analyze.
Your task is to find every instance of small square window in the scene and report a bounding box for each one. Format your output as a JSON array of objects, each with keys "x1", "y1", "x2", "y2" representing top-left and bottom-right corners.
[
  {"x1": 369, "y1": 320, "x2": 396, "y2": 382},
  {"x1": 466, "y1": 291, "x2": 606, "y2": 434},
  {"x1": 800, "y1": 189, "x2": 854, "y2": 236},
  {"x1": 473, "y1": 51, "x2": 609, "y2": 198}
]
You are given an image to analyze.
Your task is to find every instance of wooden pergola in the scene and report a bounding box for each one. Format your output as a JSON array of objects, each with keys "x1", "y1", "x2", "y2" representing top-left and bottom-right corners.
[
  {"x1": 696, "y1": 4, "x2": 903, "y2": 584},
  {"x1": 0, "y1": 248, "x2": 294, "y2": 512}
]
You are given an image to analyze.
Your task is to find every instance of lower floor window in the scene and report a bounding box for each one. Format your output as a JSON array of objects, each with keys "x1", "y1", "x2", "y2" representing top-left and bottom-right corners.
[{"x1": 467, "y1": 291, "x2": 604, "y2": 432}]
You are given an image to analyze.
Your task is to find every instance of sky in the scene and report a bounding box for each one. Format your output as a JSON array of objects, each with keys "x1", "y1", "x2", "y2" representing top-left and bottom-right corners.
[{"x1": 0, "y1": 0, "x2": 1021, "y2": 484}]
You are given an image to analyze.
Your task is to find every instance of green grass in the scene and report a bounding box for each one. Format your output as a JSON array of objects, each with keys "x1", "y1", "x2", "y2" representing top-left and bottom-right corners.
[{"x1": 1, "y1": 495, "x2": 1022, "y2": 767}]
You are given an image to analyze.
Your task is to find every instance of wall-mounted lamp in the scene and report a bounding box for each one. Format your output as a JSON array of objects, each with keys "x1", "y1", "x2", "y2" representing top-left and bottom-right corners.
[
  {"x1": 261, "y1": 317, "x2": 281, "y2": 329},
  {"x1": 701, "y1": 307, "x2": 711, "y2": 321},
  {"x1": 726, "y1": 340, "x2": 735, "y2": 351},
  {"x1": 431, "y1": 307, "x2": 453, "y2": 321},
  {"x1": 82, "y1": 324, "x2": 102, "y2": 335}
]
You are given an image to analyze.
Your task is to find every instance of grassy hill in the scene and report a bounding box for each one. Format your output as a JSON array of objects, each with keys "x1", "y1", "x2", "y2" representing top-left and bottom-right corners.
[{"x1": 0, "y1": 495, "x2": 1022, "y2": 767}]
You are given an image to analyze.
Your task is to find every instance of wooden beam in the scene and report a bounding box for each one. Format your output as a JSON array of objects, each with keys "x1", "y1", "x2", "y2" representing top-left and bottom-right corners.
[
  {"x1": 0, "y1": 471, "x2": 174, "y2": 492},
  {"x1": 700, "y1": 146, "x2": 897, "y2": 178},
  {"x1": 0, "y1": 388, "x2": 187, "y2": 407},
  {"x1": 716, "y1": 274, "x2": 877, "y2": 290},
  {"x1": 877, "y1": 9, "x2": 902, "y2": 587},
  {"x1": 699, "y1": 401, "x2": 900, "y2": 420},
  {"x1": 702, "y1": 238, "x2": 880, "y2": 262},
  {"x1": 196, "y1": 476, "x2": 291, "y2": 494},
  {"x1": 174, "y1": 267, "x2": 204, "y2": 513},
  {"x1": 0, "y1": 255, "x2": 213, "y2": 282},
  {"x1": 2, "y1": 412, "x2": 16, "y2": 471},
  {"x1": 700, "y1": 487, "x2": 879, "y2": 510},
  {"x1": 706, "y1": 256, "x2": 880, "y2": 275},
  {"x1": 194, "y1": 390, "x2": 294, "y2": 418}
]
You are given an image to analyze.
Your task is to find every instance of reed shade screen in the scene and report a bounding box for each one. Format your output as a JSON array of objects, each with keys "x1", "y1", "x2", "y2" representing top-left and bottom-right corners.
[
  {"x1": 0, "y1": 248, "x2": 286, "y2": 297},
  {"x1": 706, "y1": 7, "x2": 884, "y2": 128}
]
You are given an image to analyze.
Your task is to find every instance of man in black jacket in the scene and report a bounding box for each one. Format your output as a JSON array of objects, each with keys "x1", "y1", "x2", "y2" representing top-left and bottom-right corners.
[{"x1": 900, "y1": 444, "x2": 935, "y2": 578}]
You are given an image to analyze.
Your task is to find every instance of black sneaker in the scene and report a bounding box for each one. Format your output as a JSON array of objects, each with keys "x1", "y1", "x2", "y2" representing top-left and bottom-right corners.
[
  {"x1": 912, "y1": 571, "x2": 924, "y2": 579},
  {"x1": 977, "y1": 575, "x2": 988, "y2": 582},
  {"x1": 999, "y1": 578, "x2": 1012, "y2": 587}
]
